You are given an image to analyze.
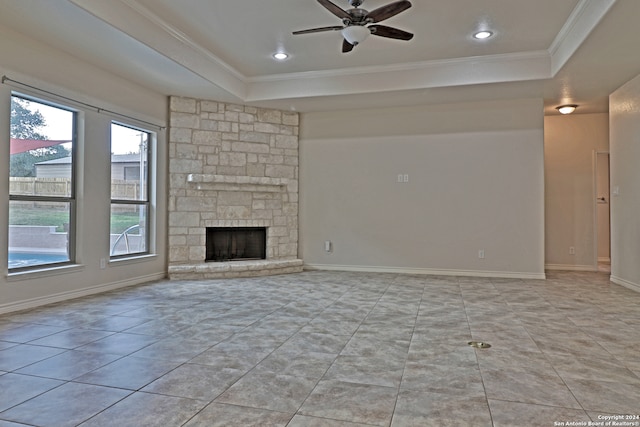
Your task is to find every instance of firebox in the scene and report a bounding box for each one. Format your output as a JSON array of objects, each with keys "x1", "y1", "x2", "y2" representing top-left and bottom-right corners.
[{"x1": 206, "y1": 227, "x2": 266, "y2": 262}]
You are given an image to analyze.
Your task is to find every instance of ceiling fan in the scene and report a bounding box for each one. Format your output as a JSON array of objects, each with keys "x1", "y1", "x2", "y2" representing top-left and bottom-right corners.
[{"x1": 293, "y1": 0, "x2": 413, "y2": 53}]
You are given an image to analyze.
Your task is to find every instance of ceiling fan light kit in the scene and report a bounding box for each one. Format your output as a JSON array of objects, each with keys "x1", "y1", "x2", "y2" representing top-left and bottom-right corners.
[
  {"x1": 341, "y1": 25, "x2": 370, "y2": 45},
  {"x1": 293, "y1": 0, "x2": 413, "y2": 53}
]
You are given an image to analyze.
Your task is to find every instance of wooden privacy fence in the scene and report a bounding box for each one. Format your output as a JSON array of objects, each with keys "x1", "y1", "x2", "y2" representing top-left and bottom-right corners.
[
  {"x1": 10, "y1": 177, "x2": 71, "y2": 196},
  {"x1": 10, "y1": 178, "x2": 141, "y2": 212}
]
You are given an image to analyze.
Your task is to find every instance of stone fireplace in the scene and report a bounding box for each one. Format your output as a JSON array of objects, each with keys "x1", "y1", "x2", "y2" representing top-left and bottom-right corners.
[{"x1": 167, "y1": 97, "x2": 303, "y2": 279}]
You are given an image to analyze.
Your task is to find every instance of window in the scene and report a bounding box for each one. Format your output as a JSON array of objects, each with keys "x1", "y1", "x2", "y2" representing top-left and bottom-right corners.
[
  {"x1": 8, "y1": 94, "x2": 76, "y2": 270},
  {"x1": 110, "y1": 123, "x2": 151, "y2": 257}
]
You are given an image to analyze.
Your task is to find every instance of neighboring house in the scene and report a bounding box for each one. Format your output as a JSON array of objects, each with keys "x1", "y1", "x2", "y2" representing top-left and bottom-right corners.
[{"x1": 35, "y1": 154, "x2": 144, "y2": 180}]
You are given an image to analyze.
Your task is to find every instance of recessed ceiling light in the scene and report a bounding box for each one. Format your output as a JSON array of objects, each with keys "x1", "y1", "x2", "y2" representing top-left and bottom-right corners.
[
  {"x1": 473, "y1": 31, "x2": 493, "y2": 40},
  {"x1": 273, "y1": 52, "x2": 289, "y2": 60}
]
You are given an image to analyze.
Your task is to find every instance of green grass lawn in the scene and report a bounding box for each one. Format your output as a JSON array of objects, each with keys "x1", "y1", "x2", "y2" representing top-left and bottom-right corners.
[
  {"x1": 9, "y1": 206, "x2": 141, "y2": 234},
  {"x1": 110, "y1": 213, "x2": 144, "y2": 235}
]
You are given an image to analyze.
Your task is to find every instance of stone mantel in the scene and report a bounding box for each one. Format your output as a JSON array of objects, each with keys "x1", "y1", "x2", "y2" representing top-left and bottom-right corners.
[{"x1": 186, "y1": 174, "x2": 288, "y2": 192}]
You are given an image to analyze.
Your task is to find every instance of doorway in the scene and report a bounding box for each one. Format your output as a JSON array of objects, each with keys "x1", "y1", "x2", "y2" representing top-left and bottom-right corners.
[{"x1": 595, "y1": 152, "x2": 610, "y2": 273}]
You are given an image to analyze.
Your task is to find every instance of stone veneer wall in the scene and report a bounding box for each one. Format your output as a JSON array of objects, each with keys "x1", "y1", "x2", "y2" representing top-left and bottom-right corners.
[{"x1": 167, "y1": 96, "x2": 302, "y2": 278}]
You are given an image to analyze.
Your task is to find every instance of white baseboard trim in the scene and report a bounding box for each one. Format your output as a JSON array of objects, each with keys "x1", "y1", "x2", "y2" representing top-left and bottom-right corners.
[
  {"x1": 304, "y1": 263, "x2": 545, "y2": 280},
  {"x1": 0, "y1": 272, "x2": 167, "y2": 315},
  {"x1": 545, "y1": 264, "x2": 597, "y2": 272},
  {"x1": 610, "y1": 275, "x2": 640, "y2": 293}
]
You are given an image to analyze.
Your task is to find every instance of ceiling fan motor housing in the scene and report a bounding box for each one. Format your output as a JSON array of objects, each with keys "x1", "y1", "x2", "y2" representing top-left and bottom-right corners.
[{"x1": 346, "y1": 7, "x2": 370, "y2": 25}]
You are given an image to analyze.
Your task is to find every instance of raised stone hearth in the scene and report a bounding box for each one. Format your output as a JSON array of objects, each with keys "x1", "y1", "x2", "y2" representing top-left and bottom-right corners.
[
  {"x1": 168, "y1": 259, "x2": 304, "y2": 279},
  {"x1": 168, "y1": 97, "x2": 302, "y2": 279}
]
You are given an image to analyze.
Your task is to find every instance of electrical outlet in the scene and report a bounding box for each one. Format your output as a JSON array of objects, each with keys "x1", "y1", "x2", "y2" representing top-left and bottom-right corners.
[
  {"x1": 569, "y1": 246, "x2": 575, "y2": 255},
  {"x1": 403, "y1": 174, "x2": 409, "y2": 183},
  {"x1": 397, "y1": 174, "x2": 403, "y2": 183},
  {"x1": 100, "y1": 258, "x2": 106, "y2": 269},
  {"x1": 478, "y1": 249, "x2": 485, "y2": 259}
]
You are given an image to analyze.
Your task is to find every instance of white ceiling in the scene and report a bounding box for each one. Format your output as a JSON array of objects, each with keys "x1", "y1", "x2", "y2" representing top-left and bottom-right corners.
[{"x1": 1, "y1": 0, "x2": 639, "y2": 114}]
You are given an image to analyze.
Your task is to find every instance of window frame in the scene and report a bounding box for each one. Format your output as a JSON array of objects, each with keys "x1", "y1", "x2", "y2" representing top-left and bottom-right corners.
[
  {"x1": 109, "y1": 121, "x2": 152, "y2": 259},
  {"x1": 8, "y1": 93, "x2": 78, "y2": 272}
]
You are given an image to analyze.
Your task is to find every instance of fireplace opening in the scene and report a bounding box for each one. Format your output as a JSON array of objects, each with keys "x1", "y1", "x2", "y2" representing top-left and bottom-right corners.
[{"x1": 206, "y1": 227, "x2": 266, "y2": 262}]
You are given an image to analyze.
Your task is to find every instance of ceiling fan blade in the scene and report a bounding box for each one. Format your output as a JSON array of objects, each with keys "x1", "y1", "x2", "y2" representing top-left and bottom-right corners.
[
  {"x1": 293, "y1": 26, "x2": 344, "y2": 35},
  {"x1": 367, "y1": 0, "x2": 412, "y2": 23},
  {"x1": 317, "y1": 0, "x2": 351, "y2": 20},
  {"x1": 342, "y1": 39, "x2": 355, "y2": 53},
  {"x1": 369, "y1": 24, "x2": 413, "y2": 40}
]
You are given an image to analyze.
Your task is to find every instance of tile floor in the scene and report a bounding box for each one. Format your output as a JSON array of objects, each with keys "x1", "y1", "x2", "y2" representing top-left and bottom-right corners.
[{"x1": 0, "y1": 270, "x2": 639, "y2": 426}]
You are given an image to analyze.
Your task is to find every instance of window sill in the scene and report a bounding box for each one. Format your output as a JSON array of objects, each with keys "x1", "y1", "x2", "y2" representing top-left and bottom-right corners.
[
  {"x1": 109, "y1": 253, "x2": 157, "y2": 266},
  {"x1": 6, "y1": 255, "x2": 158, "y2": 281},
  {"x1": 7, "y1": 263, "x2": 85, "y2": 282}
]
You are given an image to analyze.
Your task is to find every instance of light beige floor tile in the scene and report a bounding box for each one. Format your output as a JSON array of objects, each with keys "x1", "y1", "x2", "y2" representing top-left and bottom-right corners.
[
  {"x1": 392, "y1": 389, "x2": 492, "y2": 427},
  {"x1": 183, "y1": 403, "x2": 293, "y2": 427},
  {"x1": 299, "y1": 380, "x2": 397, "y2": 426},
  {"x1": 489, "y1": 399, "x2": 590, "y2": 427},
  {"x1": 0, "y1": 373, "x2": 64, "y2": 412},
  {"x1": 564, "y1": 378, "x2": 640, "y2": 414},
  {"x1": 481, "y1": 368, "x2": 582, "y2": 409},
  {"x1": 1, "y1": 382, "x2": 130, "y2": 427},
  {"x1": 142, "y1": 363, "x2": 244, "y2": 401},
  {"x1": 74, "y1": 355, "x2": 181, "y2": 390},
  {"x1": 288, "y1": 415, "x2": 372, "y2": 427},
  {"x1": 216, "y1": 371, "x2": 318, "y2": 413},
  {"x1": 0, "y1": 270, "x2": 639, "y2": 426},
  {"x1": 78, "y1": 392, "x2": 205, "y2": 427}
]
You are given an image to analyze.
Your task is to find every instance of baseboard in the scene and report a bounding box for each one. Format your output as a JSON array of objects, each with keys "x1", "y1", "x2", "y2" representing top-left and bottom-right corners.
[
  {"x1": 545, "y1": 263, "x2": 598, "y2": 272},
  {"x1": 0, "y1": 272, "x2": 167, "y2": 315},
  {"x1": 304, "y1": 263, "x2": 546, "y2": 280},
  {"x1": 610, "y1": 275, "x2": 640, "y2": 293},
  {"x1": 598, "y1": 257, "x2": 611, "y2": 263}
]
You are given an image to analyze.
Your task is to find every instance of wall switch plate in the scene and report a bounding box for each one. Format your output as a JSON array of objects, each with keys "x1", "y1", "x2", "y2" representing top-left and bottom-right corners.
[
  {"x1": 403, "y1": 174, "x2": 409, "y2": 183},
  {"x1": 100, "y1": 258, "x2": 106, "y2": 269},
  {"x1": 569, "y1": 246, "x2": 575, "y2": 255},
  {"x1": 397, "y1": 174, "x2": 403, "y2": 183},
  {"x1": 478, "y1": 249, "x2": 485, "y2": 259},
  {"x1": 325, "y1": 240, "x2": 332, "y2": 252}
]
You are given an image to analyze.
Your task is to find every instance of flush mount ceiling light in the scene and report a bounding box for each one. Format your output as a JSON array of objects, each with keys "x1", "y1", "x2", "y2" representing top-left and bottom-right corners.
[
  {"x1": 556, "y1": 104, "x2": 578, "y2": 114},
  {"x1": 273, "y1": 52, "x2": 289, "y2": 60},
  {"x1": 473, "y1": 30, "x2": 493, "y2": 40}
]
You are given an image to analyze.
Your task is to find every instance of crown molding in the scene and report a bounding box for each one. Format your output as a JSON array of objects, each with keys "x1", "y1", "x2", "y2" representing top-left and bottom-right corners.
[
  {"x1": 68, "y1": 0, "x2": 247, "y2": 100},
  {"x1": 68, "y1": 0, "x2": 611, "y2": 105},
  {"x1": 548, "y1": 0, "x2": 617, "y2": 75},
  {"x1": 246, "y1": 51, "x2": 551, "y2": 102},
  {"x1": 120, "y1": 0, "x2": 243, "y2": 81},
  {"x1": 248, "y1": 51, "x2": 550, "y2": 83}
]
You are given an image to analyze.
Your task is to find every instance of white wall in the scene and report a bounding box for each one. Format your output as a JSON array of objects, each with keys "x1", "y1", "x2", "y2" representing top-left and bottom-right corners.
[
  {"x1": 300, "y1": 99, "x2": 546, "y2": 279},
  {"x1": 0, "y1": 24, "x2": 168, "y2": 313},
  {"x1": 543, "y1": 113, "x2": 609, "y2": 270},
  {"x1": 609, "y1": 73, "x2": 640, "y2": 292}
]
